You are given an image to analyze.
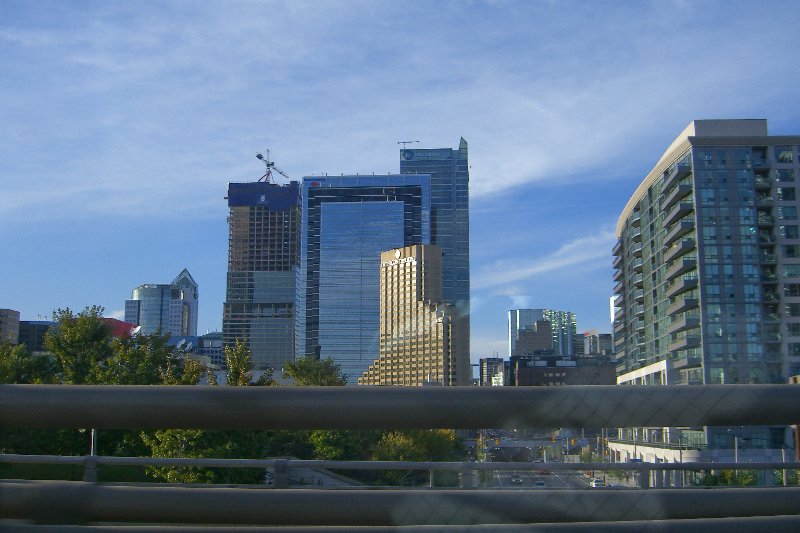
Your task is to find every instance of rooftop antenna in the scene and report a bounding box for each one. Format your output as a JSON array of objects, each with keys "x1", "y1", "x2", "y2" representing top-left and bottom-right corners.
[
  {"x1": 256, "y1": 149, "x2": 292, "y2": 183},
  {"x1": 397, "y1": 140, "x2": 420, "y2": 149}
]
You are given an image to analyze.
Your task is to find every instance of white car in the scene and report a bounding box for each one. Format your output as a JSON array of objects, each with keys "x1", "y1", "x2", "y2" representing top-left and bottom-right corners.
[{"x1": 590, "y1": 478, "x2": 605, "y2": 488}]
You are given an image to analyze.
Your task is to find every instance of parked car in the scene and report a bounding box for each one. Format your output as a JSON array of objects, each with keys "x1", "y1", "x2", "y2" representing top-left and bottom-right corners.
[
  {"x1": 590, "y1": 478, "x2": 605, "y2": 488},
  {"x1": 510, "y1": 473, "x2": 524, "y2": 485},
  {"x1": 533, "y1": 480, "x2": 547, "y2": 488}
]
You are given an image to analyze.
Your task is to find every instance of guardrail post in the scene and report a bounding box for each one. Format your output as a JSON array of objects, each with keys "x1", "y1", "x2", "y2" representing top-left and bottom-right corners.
[
  {"x1": 273, "y1": 459, "x2": 289, "y2": 488},
  {"x1": 83, "y1": 455, "x2": 98, "y2": 482},
  {"x1": 458, "y1": 467, "x2": 477, "y2": 489},
  {"x1": 639, "y1": 465, "x2": 650, "y2": 489},
  {"x1": 429, "y1": 468, "x2": 435, "y2": 487}
]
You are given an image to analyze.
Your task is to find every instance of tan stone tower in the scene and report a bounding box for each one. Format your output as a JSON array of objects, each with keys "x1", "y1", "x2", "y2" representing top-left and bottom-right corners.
[{"x1": 359, "y1": 244, "x2": 469, "y2": 386}]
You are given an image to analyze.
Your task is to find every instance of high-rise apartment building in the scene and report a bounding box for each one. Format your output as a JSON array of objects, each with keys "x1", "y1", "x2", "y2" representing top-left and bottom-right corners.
[
  {"x1": 223, "y1": 181, "x2": 301, "y2": 370},
  {"x1": 508, "y1": 309, "x2": 577, "y2": 357},
  {"x1": 359, "y1": 245, "x2": 468, "y2": 386},
  {"x1": 611, "y1": 119, "x2": 797, "y2": 464},
  {"x1": 400, "y1": 139, "x2": 470, "y2": 347},
  {"x1": 297, "y1": 175, "x2": 430, "y2": 382},
  {"x1": 125, "y1": 269, "x2": 198, "y2": 337}
]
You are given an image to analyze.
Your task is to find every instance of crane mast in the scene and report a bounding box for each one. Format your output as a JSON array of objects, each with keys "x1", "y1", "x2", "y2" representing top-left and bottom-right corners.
[{"x1": 256, "y1": 149, "x2": 291, "y2": 183}]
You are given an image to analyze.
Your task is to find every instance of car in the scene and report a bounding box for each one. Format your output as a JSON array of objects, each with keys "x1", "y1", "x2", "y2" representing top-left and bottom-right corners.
[
  {"x1": 510, "y1": 473, "x2": 524, "y2": 485},
  {"x1": 533, "y1": 480, "x2": 547, "y2": 488},
  {"x1": 590, "y1": 478, "x2": 605, "y2": 488}
]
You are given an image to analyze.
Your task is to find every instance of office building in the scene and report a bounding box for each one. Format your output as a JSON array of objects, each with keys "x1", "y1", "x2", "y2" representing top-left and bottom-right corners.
[
  {"x1": 479, "y1": 357, "x2": 505, "y2": 386},
  {"x1": 510, "y1": 354, "x2": 616, "y2": 386},
  {"x1": 583, "y1": 329, "x2": 613, "y2": 356},
  {"x1": 297, "y1": 175, "x2": 430, "y2": 382},
  {"x1": 18, "y1": 320, "x2": 56, "y2": 354},
  {"x1": 400, "y1": 139, "x2": 470, "y2": 349},
  {"x1": 359, "y1": 245, "x2": 468, "y2": 386},
  {"x1": 223, "y1": 181, "x2": 301, "y2": 370},
  {"x1": 0, "y1": 309, "x2": 20, "y2": 344},
  {"x1": 610, "y1": 119, "x2": 797, "y2": 467},
  {"x1": 508, "y1": 309, "x2": 577, "y2": 357},
  {"x1": 125, "y1": 269, "x2": 198, "y2": 337},
  {"x1": 512, "y1": 320, "x2": 553, "y2": 357}
]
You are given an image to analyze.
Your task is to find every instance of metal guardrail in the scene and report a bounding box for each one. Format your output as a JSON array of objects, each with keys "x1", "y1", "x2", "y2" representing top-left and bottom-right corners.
[
  {"x1": 2, "y1": 384, "x2": 800, "y2": 527},
  {"x1": 2, "y1": 384, "x2": 800, "y2": 429}
]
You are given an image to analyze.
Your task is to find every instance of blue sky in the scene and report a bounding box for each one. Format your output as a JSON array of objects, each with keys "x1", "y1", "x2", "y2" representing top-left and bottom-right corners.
[{"x1": 2, "y1": 0, "x2": 800, "y2": 361}]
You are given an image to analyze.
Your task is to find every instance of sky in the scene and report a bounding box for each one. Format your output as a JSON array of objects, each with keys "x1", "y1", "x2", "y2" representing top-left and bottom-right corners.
[{"x1": 2, "y1": 0, "x2": 800, "y2": 362}]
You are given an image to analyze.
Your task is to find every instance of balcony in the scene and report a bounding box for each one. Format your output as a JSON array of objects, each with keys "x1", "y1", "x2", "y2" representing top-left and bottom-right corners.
[
  {"x1": 757, "y1": 195, "x2": 774, "y2": 207},
  {"x1": 632, "y1": 304, "x2": 645, "y2": 317},
  {"x1": 753, "y1": 158, "x2": 772, "y2": 169},
  {"x1": 631, "y1": 227, "x2": 643, "y2": 242},
  {"x1": 763, "y1": 292, "x2": 779, "y2": 303},
  {"x1": 613, "y1": 253, "x2": 624, "y2": 269},
  {"x1": 755, "y1": 174, "x2": 772, "y2": 189},
  {"x1": 633, "y1": 289, "x2": 644, "y2": 302},
  {"x1": 663, "y1": 220, "x2": 695, "y2": 247},
  {"x1": 758, "y1": 215, "x2": 775, "y2": 227},
  {"x1": 662, "y1": 162, "x2": 692, "y2": 191},
  {"x1": 666, "y1": 276, "x2": 698, "y2": 299},
  {"x1": 612, "y1": 239, "x2": 623, "y2": 256},
  {"x1": 667, "y1": 315, "x2": 701, "y2": 335},
  {"x1": 661, "y1": 184, "x2": 693, "y2": 211},
  {"x1": 631, "y1": 242, "x2": 643, "y2": 257},
  {"x1": 613, "y1": 268, "x2": 623, "y2": 281},
  {"x1": 668, "y1": 335, "x2": 701, "y2": 352},
  {"x1": 763, "y1": 312, "x2": 781, "y2": 323},
  {"x1": 631, "y1": 258, "x2": 643, "y2": 273},
  {"x1": 759, "y1": 233, "x2": 776, "y2": 246},
  {"x1": 630, "y1": 211, "x2": 642, "y2": 227},
  {"x1": 614, "y1": 308, "x2": 625, "y2": 322},
  {"x1": 665, "y1": 258, "x2": 696, "y2": 279},
  {"x1": 614, "y1": 279, "x2": 624, "y2": 295},
  {"x1": 760, "y1": 253, "x2": 777, "y2": 265},
  {"x1": 667, "y1": 296, "x2": 699, "y2": 316},
  {"x1": 663, "y1": 238, "x2": 695, "y2": 263},
  {"x1": 761, "y1": 272, "x2": 779, "y2": 284},
  {"x1": 632, "y1": 273, "x2": 644, "y2": 288},
  {"x1": 664, "y1": 201, "x2": 694, "y2": 227},
  {"x1": 614, "y1": 320, "x2": 625, "y2": 334},
  {"x1": 634, "y1": 320, "x2": 645, "y2": 332}
]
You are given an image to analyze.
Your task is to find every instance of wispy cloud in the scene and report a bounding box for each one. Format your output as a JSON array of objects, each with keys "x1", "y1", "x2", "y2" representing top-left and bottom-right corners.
[{"x1": 473, "y1": 229, "x2": 617, "y2": 291}]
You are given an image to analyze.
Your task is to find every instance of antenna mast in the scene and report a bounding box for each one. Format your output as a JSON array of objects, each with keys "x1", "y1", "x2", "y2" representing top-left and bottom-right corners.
[{"x1": 397, "y1": 140, "x2": 420, "y2": 149}]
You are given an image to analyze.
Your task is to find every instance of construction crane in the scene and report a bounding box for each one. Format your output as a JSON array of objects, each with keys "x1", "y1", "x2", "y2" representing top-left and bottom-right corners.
[{"x1": 256, "y1": 149, "x2": 291, "y2": 183}]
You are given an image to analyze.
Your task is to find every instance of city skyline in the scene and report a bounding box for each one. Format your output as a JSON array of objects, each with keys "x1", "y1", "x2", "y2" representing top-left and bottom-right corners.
[{"x1": 3, "y1": 2, "x2": 800, "y2": 361}]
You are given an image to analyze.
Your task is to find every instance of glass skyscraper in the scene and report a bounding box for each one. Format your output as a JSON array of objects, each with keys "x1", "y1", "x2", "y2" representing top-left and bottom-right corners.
[
  {"x1": 297, "y1": 175, "x2": 430, "y2": 382},
  {"x1": 400, "y1": 139, "x2": 470, "y2": 323},
  {"x1": 124, "y1": 269, "x2": 198, "y2": 337},
  {"x1": 508, "y1": 308, "x2": 577, "y2": 357},
  {"x1": 223, "y1": 181, "x2": 301, "y2": 370}
]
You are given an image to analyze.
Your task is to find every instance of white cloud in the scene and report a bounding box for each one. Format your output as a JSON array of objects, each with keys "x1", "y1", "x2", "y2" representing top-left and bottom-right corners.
[
  {"x1": 473, "y1": 229, "x2": 617, "y2": 291},
  {"x1": 107, "y1": 308, "x2": 125, "y2": 320}
]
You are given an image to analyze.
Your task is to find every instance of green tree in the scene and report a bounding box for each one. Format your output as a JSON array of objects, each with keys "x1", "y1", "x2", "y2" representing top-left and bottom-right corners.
[
  {"x1": 45, "y1": 306, "x2": 112, "y2": 384},
  {"x1": 283, "y1": 356, "x2": 347, "y2": 386},
  {"x1": 0, "y1": 342, "x2": 57, "y2": 384},
  {"x1": 225, "y1": 339, "x2": 254, "y2": 386}
]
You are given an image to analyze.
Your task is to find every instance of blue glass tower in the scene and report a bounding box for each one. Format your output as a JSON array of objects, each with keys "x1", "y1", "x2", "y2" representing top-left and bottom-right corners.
[
  {"x1": 400, "y1": 139, "x2": 470, "y2": 351},
  {"x1": 297, "y1": 175, "x2": 431, "y2": 382}
]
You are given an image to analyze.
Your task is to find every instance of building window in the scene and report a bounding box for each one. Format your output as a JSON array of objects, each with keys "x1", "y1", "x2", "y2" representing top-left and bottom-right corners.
[
  {"x1": 787, "y1": 323, "x2": 800, "y2": 336},
  {"x1": 780, "y1": 225, "x2": 800, "y2": 239},
  {"x1": 776, "y1": 169, "x2": 795, "y2": 182},
  {"x1": 784, "y1": 245, "x2": 800, "y2": 258},
  {"x1": 786, "y1": 284, "x2": 800, "y2": 297},
  {"x1": 785, "y1": 264, "x2": 800, "y2": 278},
  {"x1": 789, "y1": 343, "x2": 800, "y2": 356},
  {"x1": 776, "y1": 147, "x2": 794, "y2": 164},
  {"x1": 786, "y1": 303, "x2": 800, "y2": 317},
  {"x1": 778, "y1": 187, "x2": 796, "y2": 201},
  {"x1": 779, "y1": 206, "x2": 798, "y2": 220}
]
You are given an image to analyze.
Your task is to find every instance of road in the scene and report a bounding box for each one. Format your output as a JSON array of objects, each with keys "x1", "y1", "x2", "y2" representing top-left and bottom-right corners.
[{"x1": 488, "y1": 468, "x2": 590, "y2": 489}]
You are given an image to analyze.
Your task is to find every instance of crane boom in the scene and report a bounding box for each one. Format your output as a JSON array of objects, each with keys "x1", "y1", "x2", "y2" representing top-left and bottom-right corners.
[{"x1": 255, "y1": 148, "x2": 291, "y2": 183}]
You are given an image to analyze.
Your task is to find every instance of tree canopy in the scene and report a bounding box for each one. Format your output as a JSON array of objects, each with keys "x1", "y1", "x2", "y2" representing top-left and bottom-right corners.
[{"x1": 283, "y1": 355, "x2": 347, "y2": 386}]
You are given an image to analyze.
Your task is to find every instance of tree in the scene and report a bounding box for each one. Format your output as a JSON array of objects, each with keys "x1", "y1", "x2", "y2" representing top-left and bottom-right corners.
[
  {"x1": 225, "y1": 339, "x2": 254, "y2": 386},
  {"x1": 0, "y1": 342, "x2": 57, "y2": 384},
  {"x1": 45, "y1": 306, "x2": 112, "y2": 384},
  {"x1": 283, "y1": 356, "x2": 347, "y2": 386}
]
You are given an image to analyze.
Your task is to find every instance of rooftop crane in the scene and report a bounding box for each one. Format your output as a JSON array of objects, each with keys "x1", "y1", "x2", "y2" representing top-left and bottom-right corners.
[{"x1": 256, "y1": 149, "x2": 291, "y2": 183}]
